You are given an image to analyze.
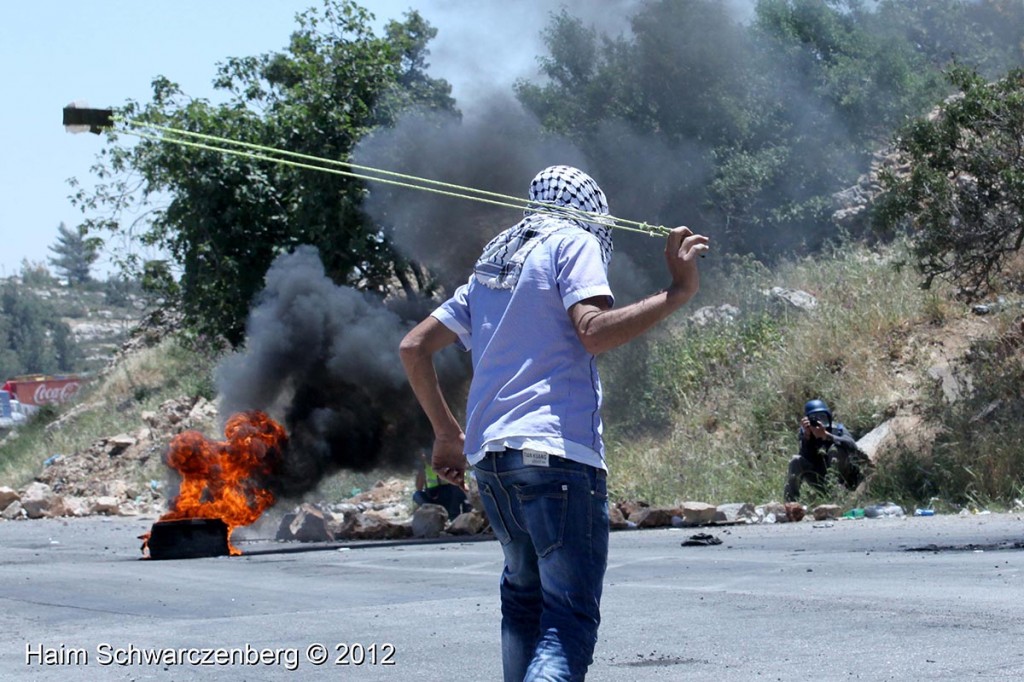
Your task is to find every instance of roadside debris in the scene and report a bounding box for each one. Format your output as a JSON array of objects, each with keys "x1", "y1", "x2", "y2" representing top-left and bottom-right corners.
[
  {"x1": 864, "y1": 502, "x2": 905, "y2": 518},
  {"x1": 681, "y1": 533, "x2": 723, "y2": 547}
]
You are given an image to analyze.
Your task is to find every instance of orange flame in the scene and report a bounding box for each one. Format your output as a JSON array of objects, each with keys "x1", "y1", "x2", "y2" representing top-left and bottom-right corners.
[{"x1": 152, "y1": 410, "x2": 287, "y2": 555}]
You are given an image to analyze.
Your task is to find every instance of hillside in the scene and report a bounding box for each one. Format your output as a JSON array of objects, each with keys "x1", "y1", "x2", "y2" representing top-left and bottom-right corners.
[
  {"x1": 0, "y1": 238, "x2": 1021, "y2": 528},
  {"x1": 0, "y1": 274, "x2": 145, "y2": 376}
]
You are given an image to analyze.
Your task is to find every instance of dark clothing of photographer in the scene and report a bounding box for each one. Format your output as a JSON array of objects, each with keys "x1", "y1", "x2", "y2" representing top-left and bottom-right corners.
[{"x1": 784, "y1": 399, "x2": 868, "y2": 502}]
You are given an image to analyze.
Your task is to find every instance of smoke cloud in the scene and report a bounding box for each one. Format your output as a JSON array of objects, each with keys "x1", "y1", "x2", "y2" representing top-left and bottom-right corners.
[
  {"x1": 355, "y1": 97, "x2": 595, "y2": 289},
  {"x1": 214, "y1": 245, "x2": 464, "y2": 499}
]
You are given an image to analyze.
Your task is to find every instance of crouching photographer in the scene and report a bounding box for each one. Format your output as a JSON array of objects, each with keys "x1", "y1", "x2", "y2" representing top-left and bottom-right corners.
[{"x1": 783, "y1": 399, "x2": 871, "y2": 502}]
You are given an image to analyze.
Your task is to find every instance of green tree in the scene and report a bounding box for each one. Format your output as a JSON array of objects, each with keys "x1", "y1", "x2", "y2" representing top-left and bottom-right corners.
[
  {"x1": 0, "y1": 283, "x2": 79, "y2": 377},
  {"x1": 873, "y1": 0, "x2": 1024, "y2": 79},
  {"x1": 47, "y1": 222, "x2": 100, "y2": 286},
  {"x1": 72, "y1": 0, "x2": 456, "y2": 345},
  {"x1": 514, "y1": 0, "x2": 958, "y2": 260},
  {"x1": 875, "y1": 66, "x2": 1024, "y2": 298}
]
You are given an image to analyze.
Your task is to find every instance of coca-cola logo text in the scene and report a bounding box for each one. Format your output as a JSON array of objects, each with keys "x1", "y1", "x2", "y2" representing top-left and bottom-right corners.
[{"x1": 32, "y1": 382, "x2": 81, "y2": 405}]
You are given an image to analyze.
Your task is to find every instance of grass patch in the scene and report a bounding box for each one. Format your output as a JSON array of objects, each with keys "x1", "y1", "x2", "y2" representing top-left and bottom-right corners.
[
  {"x1": 0, "y1": 335, "x2": 217, "y2": 488},
  {"x1": 602, "y1": 238, "x2": 980, "y2": 507}
]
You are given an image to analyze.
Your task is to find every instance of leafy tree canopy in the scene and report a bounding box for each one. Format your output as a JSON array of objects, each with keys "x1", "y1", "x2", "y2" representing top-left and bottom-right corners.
[
  {"x1": 72, "y1": 0, "x2": 456, "y2": 345},
  {"x1": 516, "y1": 0, "x2": 1018, "y2": 260},
  {"x1": 875, "y1": 66, "x2": 1024, "y2": 298}
]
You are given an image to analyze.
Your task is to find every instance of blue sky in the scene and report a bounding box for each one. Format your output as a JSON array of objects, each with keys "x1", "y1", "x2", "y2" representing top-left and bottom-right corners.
[
  {"x1": 0, "y1": 0, "x2": 558, "y2": 278},
  {"x1": 2, "y1": 1, "x2": 753, "y2": 279}
]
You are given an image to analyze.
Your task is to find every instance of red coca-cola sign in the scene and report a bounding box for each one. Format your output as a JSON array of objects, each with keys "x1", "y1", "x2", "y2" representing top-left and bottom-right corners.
[{"x1": 13, "y1": 378, "x2": 83, "y2": 406}]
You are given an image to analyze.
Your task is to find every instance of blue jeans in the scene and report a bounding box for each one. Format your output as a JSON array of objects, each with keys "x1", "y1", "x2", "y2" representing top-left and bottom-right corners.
[{"x1": 473, "y1": 449, "x2": 609, "y2": 682}]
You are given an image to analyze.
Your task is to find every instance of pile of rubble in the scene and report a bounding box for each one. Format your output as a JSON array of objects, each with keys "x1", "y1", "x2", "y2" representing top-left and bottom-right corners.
[
  {"x1": 268, "y1": 477, "x2": 490, "y2": 543},
  {"x1": 609, "y1": 500, "x2": 844, "y2": 529},
  {"x1": 264, "y1": 485, "x2": 860, "y2": 546},
  {"x1": 0, "y1": 395, "x2": 218, "y2": 521}
]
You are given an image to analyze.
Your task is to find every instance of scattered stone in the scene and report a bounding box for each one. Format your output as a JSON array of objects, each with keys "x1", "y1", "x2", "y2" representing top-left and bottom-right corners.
[
  {"x1": 107, "y1": 434, "x2": 137, "y2": 452},
  {"x1": 90, "y1": 496, "x2": 121, "y2": 515},
  {"x1": 62, "y1": 496, "x2": 91, "y2": 517},
  {"x1": 689, "y1": 304, "x2": 740, "y2": 327},
  {"x1": 856, "y1": 420, "x2": 894, "y2": 462},
  {"x1": 345, "y1": 479, "x2": 414, "y2": 519},
  {"x1": 760, "y1": 502, "x2": 790, "y2": 523},
  {"x1": 411, "y1": 504, "x2": 449, "y2": 538},
  {"x1": 275, "y1": 513, "x2": 298, "y2": 541},
  {"x1": 765, "y1": 287, "x2": 818, "y2": 313},
  {"x1": 2, "y1": 500, "x2": 25, "y2": 520},
  {"x1": 618, "y1": 500, "x2": 650, "y2": 519},
  {"x1": 100, "y1": 479, "x2": 132, "y2": 501},
  {"x1": 629, "y1": 507, "x2": 677, "y2": 528},
  {"x1": 20, "y1": 482, "x2": 58, "y2": 519},
  {"x1": 0, "y1": 486, "x2": 20, "y2": 511},
  {"x1": 323, "y1": 510, "x2": 347, "y2": 538},
  {"x1": 716, "y1": 502, "x2": 757, "y2": 524},
  {"x1": 608, "y1": 504, "x2": 629, "y2": 530},
  {"x1": 187, "y1": 397, "x2": 218, "y2": 424},
  {"x1": 448, "y1": 510, "x2": 488, "y2": 536},
  {"x1": 337, "y1": 512, "x2": 412, "y2": 540},
  {"x1": 679, "y1": 501, "x2": 719, "y2": 526},
  {"x1": 927, "y1": 352, "x2": 976, "y2": 405},
  {"x1": 289, "y1": 504, "x2": 334, "y2": 542},
  {"x1": 813, "y1": 504, "x2": 842, "y2": 521},
  {"x1": 785, "y1": 502, "x2": 806, "y2": 522}
]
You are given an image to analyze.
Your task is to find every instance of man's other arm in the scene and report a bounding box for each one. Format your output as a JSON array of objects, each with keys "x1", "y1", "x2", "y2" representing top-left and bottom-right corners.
[
  {"x1": 570, "y1": 226, "x2": 709, "y2": 355},
  {"x1": 399, "y1": 317, "x2": 467, "y2": 486}
]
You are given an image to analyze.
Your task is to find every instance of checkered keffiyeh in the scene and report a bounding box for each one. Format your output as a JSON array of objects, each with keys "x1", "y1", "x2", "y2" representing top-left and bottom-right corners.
[{"x1": 474, "y1": 165, "x2": 613, "y2": 290}]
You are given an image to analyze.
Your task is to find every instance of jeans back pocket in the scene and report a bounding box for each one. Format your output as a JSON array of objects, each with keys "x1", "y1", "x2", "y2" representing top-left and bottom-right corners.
[{"x1": 515, "y1": 481, "x2": 568, "y2": 558}]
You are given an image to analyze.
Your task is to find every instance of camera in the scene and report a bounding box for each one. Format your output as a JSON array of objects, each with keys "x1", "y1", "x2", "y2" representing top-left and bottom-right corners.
[{"x1": 808, "y1": 417, "x2": 822, "y2": 428}]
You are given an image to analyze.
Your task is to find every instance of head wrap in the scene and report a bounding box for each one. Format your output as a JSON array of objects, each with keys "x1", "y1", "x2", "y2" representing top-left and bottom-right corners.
[{"x1": 474, "y1": 165, "x2": 613, "y2": 289}]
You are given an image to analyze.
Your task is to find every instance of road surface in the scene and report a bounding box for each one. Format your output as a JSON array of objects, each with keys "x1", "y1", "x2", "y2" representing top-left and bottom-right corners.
[{"x1": 1, "y1": 511, "x2": 1022, "y2": 680}]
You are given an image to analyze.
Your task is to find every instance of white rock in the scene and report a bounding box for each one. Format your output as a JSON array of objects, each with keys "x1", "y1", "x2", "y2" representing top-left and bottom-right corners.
[
  {"x1": 411, "y1": 504, "x2": 448, "y2": 538},
  {"x1": 21, "y1": 482, "x2": 57, "y2": 519}
]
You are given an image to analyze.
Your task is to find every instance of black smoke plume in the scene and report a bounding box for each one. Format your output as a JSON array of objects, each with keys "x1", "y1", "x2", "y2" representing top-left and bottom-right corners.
[
  {"x1": 353, "y1": 96, "x2": 700, "y2": 303},
  {"x1": 214, "y1": 245, "x2": 463, "y2": 499},
  {"x1": 355, "y1": 98, "x2": 591, "y2": 292}
]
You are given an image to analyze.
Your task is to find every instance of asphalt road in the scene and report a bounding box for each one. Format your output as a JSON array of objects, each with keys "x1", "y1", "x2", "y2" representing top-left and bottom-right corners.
[{"x1": 1, "y1": 511, "x2": 1022, "y2": 681}]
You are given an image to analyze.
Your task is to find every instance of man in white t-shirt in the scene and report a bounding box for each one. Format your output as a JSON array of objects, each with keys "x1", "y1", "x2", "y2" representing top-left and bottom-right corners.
[{"x1": 400, "y1": 165, "x2": 708, "y2": 681}]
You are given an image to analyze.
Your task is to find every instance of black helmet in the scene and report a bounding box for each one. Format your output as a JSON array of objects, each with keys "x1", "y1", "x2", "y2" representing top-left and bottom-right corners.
[{"x1": 804, "y1": 399, "x2": 832, "y2": 422}]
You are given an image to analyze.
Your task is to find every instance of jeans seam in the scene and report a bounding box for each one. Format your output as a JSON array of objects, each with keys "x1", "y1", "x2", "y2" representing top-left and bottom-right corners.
[
  {"x1": 479, "y1": 479, "x2": 512, "y2": 545},
  {"x1": 495, "y1": 470, "x2": 527, "y2": 535},
  {"x1": 591, "y1": 470, "x2": 602, "y2": 554}
]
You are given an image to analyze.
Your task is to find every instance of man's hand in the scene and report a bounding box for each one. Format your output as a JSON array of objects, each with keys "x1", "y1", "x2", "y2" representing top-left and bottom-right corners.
[
  {"x1": 801, "y1": 416, "x2": 830, "y2": 441},
  {"x1": 432, "y1": 432, "x2": 468, "y2": 489},
  {"x1": 665, "y1": 226, "x2": 710, "y2": 301}
]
